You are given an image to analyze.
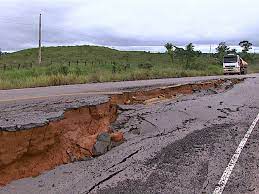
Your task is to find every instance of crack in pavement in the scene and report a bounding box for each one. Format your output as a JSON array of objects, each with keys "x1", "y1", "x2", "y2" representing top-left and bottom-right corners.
[
  {"x1": 137, "y1": 114, "x2": 160, "y2": 129},
  {"x1": 83, "y1": 167, "x2": 127, "y2": 194},
  {"x1": 107, "y1": 150, "x2": 140, "y2": 171},
  {"x1": 126, "y1": 117, "x2": 199, "y2": 147},
  {"x1": 96, "y1": 123, "x2": 239, "y2": 194}
]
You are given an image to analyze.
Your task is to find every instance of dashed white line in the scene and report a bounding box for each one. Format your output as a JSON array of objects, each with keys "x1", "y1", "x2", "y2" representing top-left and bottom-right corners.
[{"x1": 213, "y1": 113, "x2": 259, "y2": 194}]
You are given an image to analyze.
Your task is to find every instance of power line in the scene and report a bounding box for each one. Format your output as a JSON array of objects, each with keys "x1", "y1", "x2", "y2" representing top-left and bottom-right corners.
[
  {"x1": 0, "y1": 19, "x2": 36, "y2": 26},
  {"x1": 0, "y1": 15, "x2": 38, "y2": 21}
]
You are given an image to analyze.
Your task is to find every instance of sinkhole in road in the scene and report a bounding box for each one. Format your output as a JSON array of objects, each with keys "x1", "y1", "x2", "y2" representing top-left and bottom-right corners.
[{"x1": 0, "y1": 78, "x2": 244, "y2": 186}]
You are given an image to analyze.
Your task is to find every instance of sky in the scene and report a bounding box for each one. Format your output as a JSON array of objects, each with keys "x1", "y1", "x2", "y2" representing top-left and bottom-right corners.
[{"x1": 0, "y1": 0, "x2": 259, "y2": 52}]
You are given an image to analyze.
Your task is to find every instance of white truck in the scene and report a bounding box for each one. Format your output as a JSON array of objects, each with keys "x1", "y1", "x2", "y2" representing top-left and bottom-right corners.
[{"x1": 223, "y1": 54, "x2": 248, "y2": 75}]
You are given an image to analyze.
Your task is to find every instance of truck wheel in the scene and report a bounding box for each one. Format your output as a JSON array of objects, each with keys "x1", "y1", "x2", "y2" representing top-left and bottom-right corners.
[{"x1": 240, "y1": 68, "x2": 245, "y2": 75}]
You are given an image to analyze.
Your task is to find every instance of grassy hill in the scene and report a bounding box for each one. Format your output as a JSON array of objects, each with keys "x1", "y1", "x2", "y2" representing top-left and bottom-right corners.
[
  {"x1": 0, "y1": 45, "x2": 257, "y2": 90},
  {"x1": 0, "y1": 45, "x2": 170, "y2": 67}
]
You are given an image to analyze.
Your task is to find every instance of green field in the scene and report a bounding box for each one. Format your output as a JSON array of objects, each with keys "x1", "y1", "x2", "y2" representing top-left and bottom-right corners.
[{"x1": 0, "y1": 45, "x2": 258, "y2": 90}]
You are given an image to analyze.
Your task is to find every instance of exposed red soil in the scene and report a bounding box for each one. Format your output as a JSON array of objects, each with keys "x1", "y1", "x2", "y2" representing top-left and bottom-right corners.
[
  {"x1": 0, "y1": 78, "x2": 242, "y2": 186},
  {"x1": 0, "y1": 102, "x2": 118, "y2": 186}
]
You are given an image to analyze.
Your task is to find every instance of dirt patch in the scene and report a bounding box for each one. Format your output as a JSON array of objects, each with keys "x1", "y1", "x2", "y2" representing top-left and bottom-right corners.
[{"x1": 0, "y1": 78, "x2": 244, "y2": 186}]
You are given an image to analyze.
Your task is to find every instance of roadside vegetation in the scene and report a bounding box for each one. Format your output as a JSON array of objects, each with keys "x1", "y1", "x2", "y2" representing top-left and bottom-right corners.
[{"x1": 0, "y1": 42, "x2": 258, "y2": 89}]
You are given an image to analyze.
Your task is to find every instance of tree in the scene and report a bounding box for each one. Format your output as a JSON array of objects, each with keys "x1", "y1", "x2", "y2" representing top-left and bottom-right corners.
[
  {"x1": 164, "y1": 43, "x2": 175, "y2": 64},
  {"x1": 216, "y1": 42, "x2": 230, "y2": 54},
  {"x1": 185, "y1": 43, "x2": 196, "y2": 68},
  {"x1": 186, "y1": 43, "x2": 194, "y2": 52},
  {"x1": 174, "y1": 46, "x2": 185, "y2": 64},
  {"x1": 229, "y1": 48, "x2": 237, "y2": 54},
  {"x1": 239, "y1": 40, "x2": 252, "y2": 53},
  {"x1": 216, "y1": 42, "x2": 230, "y2": 64},
  {"x1": 239, "y1": 40, "x2": 253, "y2": 62}
]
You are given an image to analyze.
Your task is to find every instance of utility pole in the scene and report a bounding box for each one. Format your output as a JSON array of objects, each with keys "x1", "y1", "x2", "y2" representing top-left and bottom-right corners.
[
  {"x1": 209, "y1": 44, "x2": 212, "y2": 57},
  {"x1": 38, "y1": 13, "x2": 42, "y2": 65}
]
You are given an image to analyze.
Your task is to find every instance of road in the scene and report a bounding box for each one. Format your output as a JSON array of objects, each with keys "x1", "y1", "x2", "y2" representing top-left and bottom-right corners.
[
  {"x1": 0, "y1": 74, "x2": 254, "y2": 102},
  {"x1": 0, "y1": 74, "x2": 259, "y2": 194}
]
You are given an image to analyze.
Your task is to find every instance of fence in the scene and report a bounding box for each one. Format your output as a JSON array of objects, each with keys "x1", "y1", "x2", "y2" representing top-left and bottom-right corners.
[{"x1": 0, "y1": 60, "x2": 147, "y2": 74}]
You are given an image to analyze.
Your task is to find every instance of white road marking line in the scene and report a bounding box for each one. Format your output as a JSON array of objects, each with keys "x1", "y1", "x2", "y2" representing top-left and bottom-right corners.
[{"x1": 213, "y1": 113, "x2": 259, "y2": 194}]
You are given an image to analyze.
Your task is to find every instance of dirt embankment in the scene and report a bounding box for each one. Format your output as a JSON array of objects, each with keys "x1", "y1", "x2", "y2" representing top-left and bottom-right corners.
[{"x1": 0, "y1": 78, "x2": 243, "y2": 186}]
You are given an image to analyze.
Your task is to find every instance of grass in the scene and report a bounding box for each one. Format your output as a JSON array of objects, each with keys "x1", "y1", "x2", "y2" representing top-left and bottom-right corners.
[
  {"x1": 0, "y1": 45, "x2": 257, "y2": 90},
  {"x1": 0, "y1": 63, "x2": 223, "y2": 89},
  {"x1": 248, "y1": 64, "x2": 259, "y2": 73}
]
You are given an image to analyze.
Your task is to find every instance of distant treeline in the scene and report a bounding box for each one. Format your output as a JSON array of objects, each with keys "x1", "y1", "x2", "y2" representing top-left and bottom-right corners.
[{"x1": 164, "y1": 40, "x2": 257, "y2": 68}]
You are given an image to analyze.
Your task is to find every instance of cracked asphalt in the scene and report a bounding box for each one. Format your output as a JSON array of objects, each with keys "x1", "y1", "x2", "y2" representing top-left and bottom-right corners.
[{"x1": 0, "y1": 74, "x2": 259, "y2": 194}]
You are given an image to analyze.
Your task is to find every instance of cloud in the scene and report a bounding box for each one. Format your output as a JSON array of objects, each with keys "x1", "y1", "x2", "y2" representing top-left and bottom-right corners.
[{"x1": 0, "y1": 0, "x2": 259, "y2": 51}]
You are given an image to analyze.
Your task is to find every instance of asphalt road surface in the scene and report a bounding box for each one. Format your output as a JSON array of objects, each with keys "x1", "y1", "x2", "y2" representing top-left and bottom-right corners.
[
  {"x1": 1, "y1": 74, "x2": 259, "y2": 194},
  {"x1": 0, "y1": 74, "x2": 254, "y2": 102}
]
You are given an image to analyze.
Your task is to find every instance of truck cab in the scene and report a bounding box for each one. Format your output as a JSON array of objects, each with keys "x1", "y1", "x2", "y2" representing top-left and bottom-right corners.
[{"x1": 223, "y1": 54, "x2": 248, "y2": 75}]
